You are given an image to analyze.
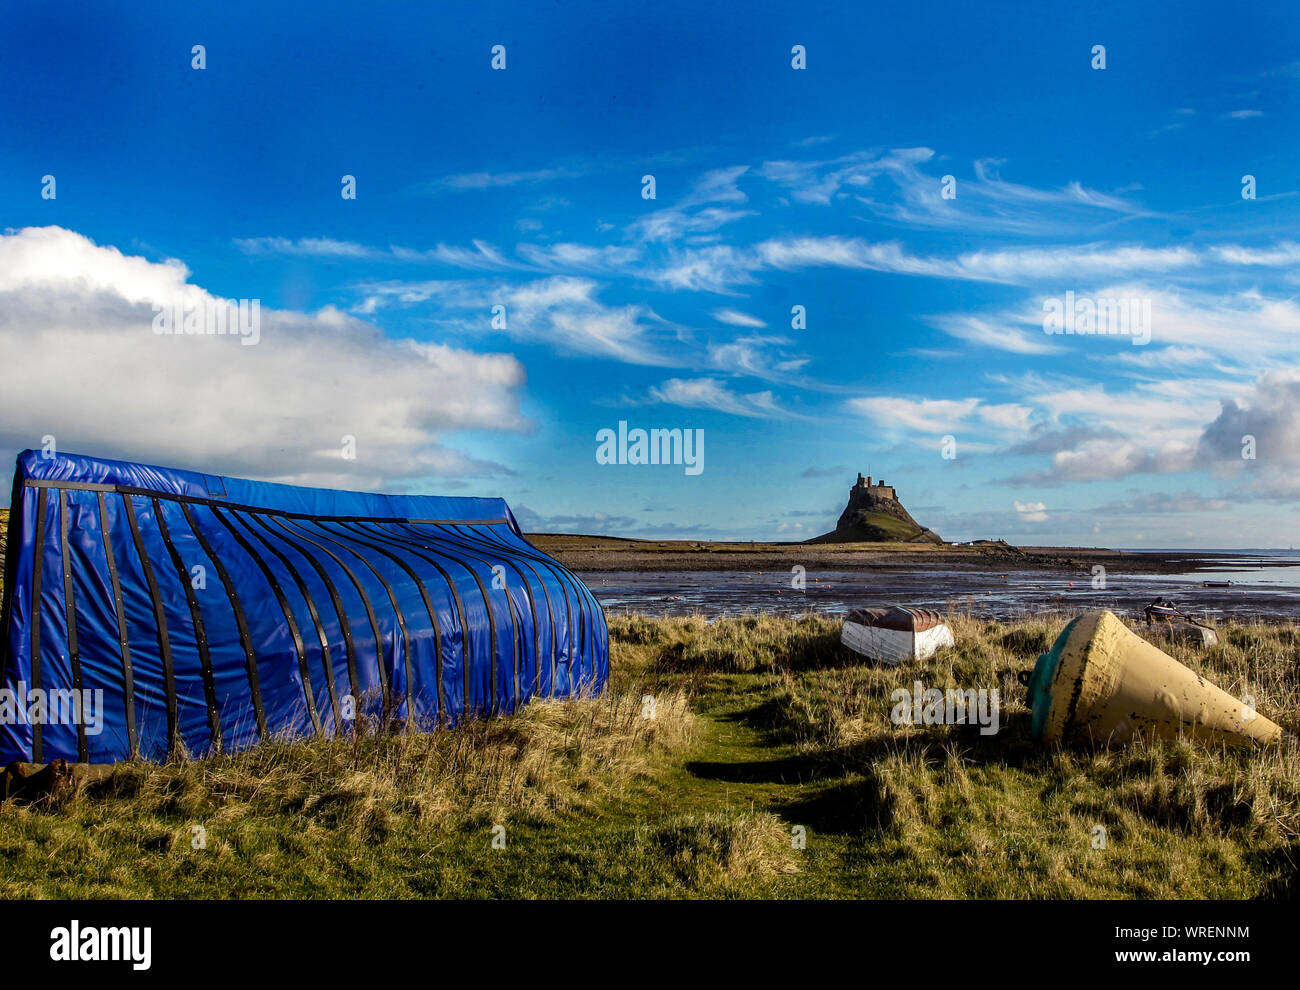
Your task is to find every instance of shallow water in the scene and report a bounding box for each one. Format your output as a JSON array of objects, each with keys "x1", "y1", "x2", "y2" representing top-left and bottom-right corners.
[{"x1": 583, "y1": 553, "x2": 1300, "y2": 622}]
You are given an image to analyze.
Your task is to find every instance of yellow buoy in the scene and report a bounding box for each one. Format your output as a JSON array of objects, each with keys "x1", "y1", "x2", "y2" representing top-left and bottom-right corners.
[{"x1": 1022, "y1": 610, "x2": 1282, "y2": 748}]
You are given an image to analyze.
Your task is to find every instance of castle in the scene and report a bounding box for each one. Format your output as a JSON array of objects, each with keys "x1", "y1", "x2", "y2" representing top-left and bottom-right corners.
[
  {"x1": 853, "y1": 473, "x2": 896, "y2": 501},
  {"x1": 807, "y1": 470, "x2": 938, "y2": 543}
]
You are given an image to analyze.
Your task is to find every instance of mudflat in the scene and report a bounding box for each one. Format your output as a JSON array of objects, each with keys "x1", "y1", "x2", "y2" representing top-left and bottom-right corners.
[{"x1": 527, "y1": 533, "x2": 1238, "y2": 576}]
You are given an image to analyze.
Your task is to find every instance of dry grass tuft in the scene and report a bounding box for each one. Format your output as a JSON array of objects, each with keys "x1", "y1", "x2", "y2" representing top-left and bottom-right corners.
[
  {"x1": 75, "y1": 687, "x2": 697, "y2": 832},
  {"x1": 638, "y1": 811, "x2": 800, "y2": 887},
  {"x1": 0, "y1": 686, "x2": 697, "y2": 897}
]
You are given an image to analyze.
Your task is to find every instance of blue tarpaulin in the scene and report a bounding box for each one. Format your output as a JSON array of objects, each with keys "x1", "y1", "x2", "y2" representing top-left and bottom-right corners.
[{"x1": 0, "y1": 450, "x2": 608, "y2": 764}]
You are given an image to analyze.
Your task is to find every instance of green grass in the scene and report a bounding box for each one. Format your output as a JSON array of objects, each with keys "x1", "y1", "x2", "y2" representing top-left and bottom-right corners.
[
  {"x1": 807, "y1": 509, "x2": 923, "y2": 543},
  {"x1": 0, "y1": 611, "x2": 1296, "y2": 898}
]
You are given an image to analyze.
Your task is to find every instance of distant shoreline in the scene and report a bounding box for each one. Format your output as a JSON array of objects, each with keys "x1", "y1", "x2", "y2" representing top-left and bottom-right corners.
[{"x1": 525, "y1": 533, "x2": 1292, "y2": 577}]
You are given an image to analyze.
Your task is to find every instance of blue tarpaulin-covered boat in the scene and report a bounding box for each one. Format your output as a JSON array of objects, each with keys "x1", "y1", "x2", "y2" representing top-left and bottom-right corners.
[{"x1": 0, "y1": 450, "x2": 608, "y2": 764}]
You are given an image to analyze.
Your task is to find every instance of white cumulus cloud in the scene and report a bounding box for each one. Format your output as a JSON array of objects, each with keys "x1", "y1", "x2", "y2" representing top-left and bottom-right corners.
[{"x1": 0, "y1": 226, "x2": 529, "y2": 489}]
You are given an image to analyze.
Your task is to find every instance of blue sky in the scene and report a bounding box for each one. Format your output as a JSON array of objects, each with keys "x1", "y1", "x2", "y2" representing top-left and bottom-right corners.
[{"x1": 2, "y1": 0, "x2": 1299, "y2": 547}]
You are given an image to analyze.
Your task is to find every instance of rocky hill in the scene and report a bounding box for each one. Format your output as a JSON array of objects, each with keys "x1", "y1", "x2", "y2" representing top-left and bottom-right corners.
[{"x1": 806, "y1": 473, "x2": 942, "y2": 544}]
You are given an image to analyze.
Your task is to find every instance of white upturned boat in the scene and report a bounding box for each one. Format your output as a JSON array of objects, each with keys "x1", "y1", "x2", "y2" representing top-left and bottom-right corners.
[{"x1": 841, "y1": 605, "x2": 954, "y2": 665}]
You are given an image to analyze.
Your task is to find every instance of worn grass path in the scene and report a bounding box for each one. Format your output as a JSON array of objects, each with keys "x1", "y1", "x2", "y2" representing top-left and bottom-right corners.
[
  {"x1": 605, "y1": 671, "x2": 871, "y2": 897},
  {"x1": 435, "y1": 671, "x2": 853, "y2": 898},
  {"x1": 376, "y1": 677, "x2": 821, "y2": 899}
]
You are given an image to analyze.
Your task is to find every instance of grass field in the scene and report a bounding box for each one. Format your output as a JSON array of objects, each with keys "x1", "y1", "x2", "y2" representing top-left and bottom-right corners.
[{"x1": 0, "y1": 609, "x2": 1296, "y2": 898}]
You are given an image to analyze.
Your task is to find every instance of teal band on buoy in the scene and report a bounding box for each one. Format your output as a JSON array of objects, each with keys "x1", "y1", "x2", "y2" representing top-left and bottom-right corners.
[{"x1": 1025, "y1": 618, "x2": 1077, "y2": 740}]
